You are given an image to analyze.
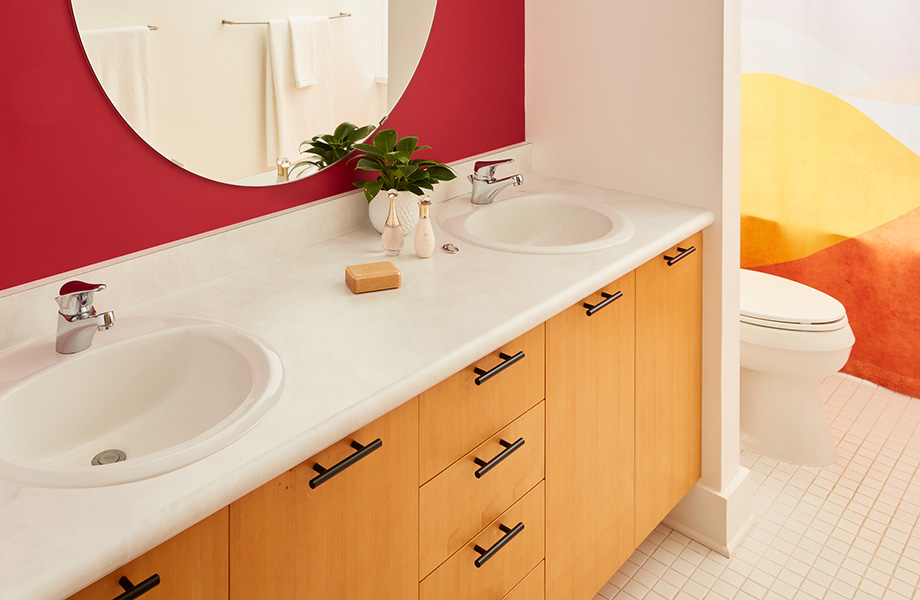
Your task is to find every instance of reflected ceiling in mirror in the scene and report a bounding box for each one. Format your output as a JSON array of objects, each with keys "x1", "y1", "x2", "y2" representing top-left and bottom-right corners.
[{"x1": 71, "y1": 0, "x2": 437, "y2": 186}]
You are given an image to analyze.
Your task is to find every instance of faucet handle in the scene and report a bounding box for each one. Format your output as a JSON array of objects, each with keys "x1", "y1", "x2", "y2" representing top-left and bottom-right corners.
[
  {"x1": 473, "y1": 158, "x2": 515, "y2": 181},
  {"x1": 56, "y1": 281, "x2": 106, "y2": 316}
]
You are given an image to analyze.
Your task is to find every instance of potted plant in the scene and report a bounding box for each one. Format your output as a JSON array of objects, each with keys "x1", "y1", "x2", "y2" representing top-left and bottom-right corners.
[
  {"x1": 350, "y1": 129, "x2": 456, "y2": 233},
  {"x1": 290, "y1": 121, "x2": 377, "y2": 179}
]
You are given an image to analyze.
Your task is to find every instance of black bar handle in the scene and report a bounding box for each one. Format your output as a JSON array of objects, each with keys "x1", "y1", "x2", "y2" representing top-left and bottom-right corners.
[
  {"x1": 473, "y1": 522, "x2": 525, "y2": 568},
  {"x1": 583, "y1": 290, "x2": 624, "y2": 317},
  {"x1": 474, "y1": 437, "x2": 525, "y2": 479},
  {"x1": 473, "y1": 351, "x2": 525, "y2": 386},
  {"x1": 663, "y1": 246, "x2": 696, "y2": 266},
  {"x1": 309, "y1": 438, "x2": 383, "y2": 489},
  {"x1": 114, "y1": 574, "x2": 160, "y2": 600}
]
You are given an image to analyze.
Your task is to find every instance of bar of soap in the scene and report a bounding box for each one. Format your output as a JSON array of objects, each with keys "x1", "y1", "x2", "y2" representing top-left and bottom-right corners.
[{"x1": 345, "y1": 261, "x2": 401, "y2": 294}]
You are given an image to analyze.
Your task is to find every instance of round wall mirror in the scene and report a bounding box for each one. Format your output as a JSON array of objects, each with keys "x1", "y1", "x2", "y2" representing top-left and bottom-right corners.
[{"x1": 71, "y1": 0, "x2": 437, "y2": 186}]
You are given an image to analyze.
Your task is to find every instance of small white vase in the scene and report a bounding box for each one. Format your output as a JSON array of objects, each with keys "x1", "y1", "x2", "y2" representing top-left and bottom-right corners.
[{"x1": 368, "y1": 190, "x2": 420, "y2": 235}]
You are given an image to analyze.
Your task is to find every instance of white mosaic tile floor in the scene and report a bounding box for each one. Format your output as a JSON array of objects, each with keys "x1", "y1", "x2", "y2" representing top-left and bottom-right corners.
[{"x1": 596, "y1": 374, "x2": 920, "y2": 600}]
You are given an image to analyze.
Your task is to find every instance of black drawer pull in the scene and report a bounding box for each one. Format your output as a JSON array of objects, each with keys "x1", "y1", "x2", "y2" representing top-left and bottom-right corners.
[
  {"x1": 473, "y1": 351, "x2": 525, "y2": 386},
  {"x1": 473, "y1": 522, "x2": 525, "y2": 568},
  {"x1": 474, "y1": 437, "x2": 525, "y2": 479},
  {"x1": 583, "y1": 290, "x2": 623, "y2": 316},
  {"x1": 114, "y1": 574, "x2": 160, "y2": 600},
  {"x1": 309, "y1": 438, "x2": 383, "y2": 489},
  {"x1": 663, "y1": 246, "x2": 696, "y2": 266}
]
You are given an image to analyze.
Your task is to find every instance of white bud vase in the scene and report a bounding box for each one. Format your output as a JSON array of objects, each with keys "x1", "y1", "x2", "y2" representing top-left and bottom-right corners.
[{"x1": 368, "y1": 190, "x2": 420, "y2": 235}]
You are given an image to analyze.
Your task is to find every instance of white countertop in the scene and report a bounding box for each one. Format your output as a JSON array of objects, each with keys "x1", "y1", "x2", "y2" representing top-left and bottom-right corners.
[{"x1": 0, "y1": 174, "x2": 713, "y2": 600}]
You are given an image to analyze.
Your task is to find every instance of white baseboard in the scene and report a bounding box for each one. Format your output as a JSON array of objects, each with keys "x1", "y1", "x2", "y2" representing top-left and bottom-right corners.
[{"x1": 662, "y1": 467, "x2": 755, "y2": 558}]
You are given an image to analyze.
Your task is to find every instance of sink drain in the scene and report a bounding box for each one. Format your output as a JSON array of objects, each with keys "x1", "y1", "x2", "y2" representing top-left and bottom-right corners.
[{"x1": 91, "y1": 449, "x2": 127, "y2": 466}]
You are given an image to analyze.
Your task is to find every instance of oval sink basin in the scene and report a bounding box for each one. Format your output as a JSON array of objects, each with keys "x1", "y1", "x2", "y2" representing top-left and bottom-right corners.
[
  {"x1": 0, "y1": 317, "x2": 283, "y2": 488},
  {"x1": 437, "y1": 191, "x2": 635, "y2": 254}
]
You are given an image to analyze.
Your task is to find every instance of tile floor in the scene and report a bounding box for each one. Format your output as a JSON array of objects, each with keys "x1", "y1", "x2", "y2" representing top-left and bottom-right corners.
[{"x1": 596, "y1": 373, "x2": 920, "y2": 600}]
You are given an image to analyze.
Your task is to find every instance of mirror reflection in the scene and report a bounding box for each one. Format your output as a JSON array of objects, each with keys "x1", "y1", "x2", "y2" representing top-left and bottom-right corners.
[{"x1": 71, "y1": 0, "x2": 436, "y2": 186}]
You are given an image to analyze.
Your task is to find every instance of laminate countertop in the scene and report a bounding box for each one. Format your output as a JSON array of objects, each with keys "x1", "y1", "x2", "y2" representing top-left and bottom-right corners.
[{"x1": 0, "y1": 173, "x2": 714, "y2": 600}]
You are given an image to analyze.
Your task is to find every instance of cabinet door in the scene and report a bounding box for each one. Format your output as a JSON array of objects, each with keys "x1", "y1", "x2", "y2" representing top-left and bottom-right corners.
[
  {"x1": 66, "y1": 508, "x2": 229, "y2": 600},
  {"x1": 635, "y1": 232, "x2": 703, "y2": 544},
  {"x1": 545, "y1": 273, "x2": 636, "y2": 600},
  {"x1": 229, "y1": 398, "x2": 419, "y2": 600}
]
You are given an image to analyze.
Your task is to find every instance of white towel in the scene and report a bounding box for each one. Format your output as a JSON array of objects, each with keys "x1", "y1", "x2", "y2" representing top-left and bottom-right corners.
[
  {"x1": 288, "y1": 16, "x2": 330, "y2": 88},
  {"x1": 80, "y1": 26, "x2": 151, "y2": 137},
  {"x1": 265, "y1": 18, "x2": 334, "y2": 168}
]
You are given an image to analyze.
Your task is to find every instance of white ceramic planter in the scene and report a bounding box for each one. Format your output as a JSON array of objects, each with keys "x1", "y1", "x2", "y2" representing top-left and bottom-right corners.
[{"x1": 368, "y1": 190, "x2": 421, "y2": 235}]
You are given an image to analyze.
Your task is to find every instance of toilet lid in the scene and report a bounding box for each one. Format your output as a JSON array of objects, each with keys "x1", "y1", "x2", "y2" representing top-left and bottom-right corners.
[{"x1": 740, "y1": 270, "x2": 847, "y2": 330}]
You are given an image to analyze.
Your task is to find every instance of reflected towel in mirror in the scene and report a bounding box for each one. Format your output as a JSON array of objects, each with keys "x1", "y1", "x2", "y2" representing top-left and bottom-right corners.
[
  {"x1": 80, "y1": 26, "x2": 151, "y2": 137},
  {"x1": 289, "y1": 16, "x2": 330, "y2": 88},
  {"x1": 265, "y1": 18, "x2": 334, "y2": 168}
]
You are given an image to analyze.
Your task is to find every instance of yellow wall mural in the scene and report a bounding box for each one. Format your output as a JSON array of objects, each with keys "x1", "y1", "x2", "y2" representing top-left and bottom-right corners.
[{"x1": 742, "y1": 1, "x2": 920, "y2": 396}]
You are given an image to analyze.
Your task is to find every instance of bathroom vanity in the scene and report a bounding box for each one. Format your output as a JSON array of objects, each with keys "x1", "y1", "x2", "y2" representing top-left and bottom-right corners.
[
  {"x1": 64, "y1": 230, "x2": 703, "y2": 600},
  {"x1": 0, "y1": 174, "x2": 712, "y2": 600}
]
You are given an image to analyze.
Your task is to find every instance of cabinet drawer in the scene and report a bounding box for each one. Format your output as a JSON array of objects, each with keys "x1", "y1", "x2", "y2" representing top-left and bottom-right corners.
[
  {"x1": 420, "y1": 482, "x2": 545, "y2": 600},
  {"x1": 419, "y1": 324, "x2": 544, "y2": 483},
  {"x1": 503, "y1": 562, "x2": 544, "y2": 600},
  {"x1": 420, "y1": 403, "x2": 545, "y2": 577}
]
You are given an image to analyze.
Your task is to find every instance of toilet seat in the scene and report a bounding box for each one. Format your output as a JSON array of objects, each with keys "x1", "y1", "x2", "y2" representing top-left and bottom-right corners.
[
  {"x1": 741, "y1": 313, "x2": 849, "y2": 332},
  {"x1": 740, "y1": 270, "x2": 848, "y2": 332}
]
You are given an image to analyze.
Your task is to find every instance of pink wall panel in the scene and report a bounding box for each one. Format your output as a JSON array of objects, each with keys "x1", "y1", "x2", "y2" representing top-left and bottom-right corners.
[{"x1": 0, "y1": 1, "x2": 524, "y2": 292}]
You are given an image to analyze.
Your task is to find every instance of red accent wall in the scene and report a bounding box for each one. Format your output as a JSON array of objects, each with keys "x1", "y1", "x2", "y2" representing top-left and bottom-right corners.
[{"x1": 0, "y1": 1, "x2": 524, "y2": 292}]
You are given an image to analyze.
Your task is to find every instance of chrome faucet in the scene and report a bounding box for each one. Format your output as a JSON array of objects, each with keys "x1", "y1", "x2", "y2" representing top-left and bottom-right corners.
[
  {"x1": 469, "y1": 159, "x2": 524, "y2": 205},
  {"x1": 55, "y1": 281, "x2": 115, "y2": 354}
]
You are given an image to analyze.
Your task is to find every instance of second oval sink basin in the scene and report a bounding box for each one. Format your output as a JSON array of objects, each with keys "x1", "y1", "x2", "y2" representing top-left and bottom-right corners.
[
  {"x1": 437, "y1": 191, "x2": 635, "y2": 254},
  {"x1": 0, "y1": 317, "x2": 283, "y2": 488}
]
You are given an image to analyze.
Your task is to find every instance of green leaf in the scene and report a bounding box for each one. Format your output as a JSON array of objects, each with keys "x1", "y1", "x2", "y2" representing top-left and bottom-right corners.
[
  {"x1": 355, "y1": 158, "x2": 385, "y2": 172},
  {"x1": 305, "y1": 140, "x2": 334, "y2": 152},
  {"x1": 397, "y1": 164, "x2": 419, "y2": 178},
  {"x1": 393, "y1": 150, "x2": 412, "y2": 164},
  {"x1": 405, "y1": 184, "x2": 425, "y2": 195},
  {"x1": 347, "y1": 125, "x2": 376, "y2": 143},
  {"x1": 353, "y1": 143, "x2": 386, "y2": 158},
  {"x1": 363, "y1": 180, "x2": 384, "y2": 203},
  {"x1": 333, "y1": 121, "x2": 357, "y2": 139},
  {"x1": 426, "y1": 166, "x2": 457, "y2": 181},
  {"x1": 415, "y1": 180, "x2": 434, "y2": 191},
  {"x1": 373, "y1": 129, "x2": 398, "y2": 152},
  {"x1": 395, "y1": 136, "x2": 419, "y2": 155}
]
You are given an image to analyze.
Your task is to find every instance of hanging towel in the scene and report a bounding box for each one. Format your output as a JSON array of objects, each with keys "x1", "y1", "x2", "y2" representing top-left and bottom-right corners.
[
  {"x1": 265, "y1": 18, "x2": 334, "y2": 168},
  {"x1": 80, "y1": 26, "x2": 151, "y2": 137},
  {"x1": 288, "y1": 16, "x2": 331, "y2": 88}
]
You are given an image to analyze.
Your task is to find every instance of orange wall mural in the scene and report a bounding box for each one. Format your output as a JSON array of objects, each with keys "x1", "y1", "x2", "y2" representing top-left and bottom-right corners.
[{"x1": 742, "y1": 1, "x2": 920, "y2": 396}]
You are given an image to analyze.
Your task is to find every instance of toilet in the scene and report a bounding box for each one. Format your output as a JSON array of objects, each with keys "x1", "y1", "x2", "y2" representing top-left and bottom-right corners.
[{"x1": 740, "y1": 269, "x2": 855, "y2": 466}]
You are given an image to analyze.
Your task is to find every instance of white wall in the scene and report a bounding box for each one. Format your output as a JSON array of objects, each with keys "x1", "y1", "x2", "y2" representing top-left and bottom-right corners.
[
  {"x1": 526, "y1": 0, "x2": 752, "y2": 555},
  {"x1": 74, "y1": 0, "x2": 387, "y2": 180}
]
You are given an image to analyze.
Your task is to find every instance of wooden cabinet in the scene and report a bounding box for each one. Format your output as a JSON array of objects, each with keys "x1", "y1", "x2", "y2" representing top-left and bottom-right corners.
[
  {"x1": 635, "y1": 233, "x2": 704, "y2": 544},
  {"x1": 545, "y1": 273, "x2": 637, "y2": 600},
  {"x1": 66, "y1": 508, "x2": 228, "y2": 600},
  {"x1": 229, "y1": 398, "x2": 419, "y2": 600},
  {"x1": 503, "y1": 562, "x2": 544, "y2": 600},
  {"x1": 65, "y1": 234, "x2": 705, "y2": 600}
]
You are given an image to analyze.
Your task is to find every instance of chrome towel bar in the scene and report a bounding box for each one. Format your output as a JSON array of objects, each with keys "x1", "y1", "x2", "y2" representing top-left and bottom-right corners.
[{"x1": 222, "y1": 12, "x2": 352, "y2": 25}]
